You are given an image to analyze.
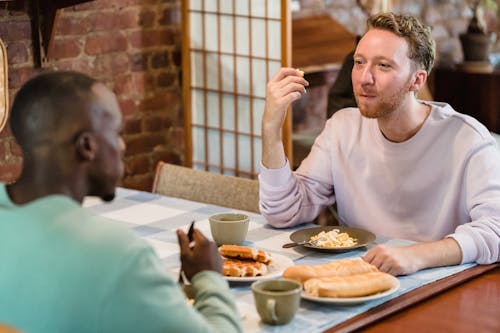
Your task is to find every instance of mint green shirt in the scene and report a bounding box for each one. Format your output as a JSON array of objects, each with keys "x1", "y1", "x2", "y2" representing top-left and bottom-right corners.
[{"x1": 0, "y1": 184, "x2": 241, "y2": 333}]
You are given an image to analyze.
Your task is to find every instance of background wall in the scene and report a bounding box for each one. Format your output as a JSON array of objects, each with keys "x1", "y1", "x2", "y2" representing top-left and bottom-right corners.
[
  {"x1": 296, "y1": 0, "x2": 499, "y2": 65},
  {"x1": 0, "y1": 0, "x2": 183, "y2": 191},
  {"x1": 0, "y1": 0, "x2": 498, "y2": 191}
]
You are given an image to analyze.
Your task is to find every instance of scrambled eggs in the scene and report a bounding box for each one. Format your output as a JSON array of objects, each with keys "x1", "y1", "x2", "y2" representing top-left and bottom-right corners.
[{"x1": 309, "y1": 229, "x2": 357, "y2": 248}]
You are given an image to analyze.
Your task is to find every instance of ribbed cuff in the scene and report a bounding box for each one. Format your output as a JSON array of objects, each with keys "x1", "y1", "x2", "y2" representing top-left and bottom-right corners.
[
  {"x1": 447, "y1": 233, "x2": 478, "y2": 264},
  {"x1": 259, "y1": 159, "x2": 294, "y2": 188}
]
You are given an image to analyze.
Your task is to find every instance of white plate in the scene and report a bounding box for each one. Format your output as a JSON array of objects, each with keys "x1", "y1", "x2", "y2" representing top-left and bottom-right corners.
[
  {"x1": 301, "y1": 279, "x2": 400, "y2": 304},
  {"x1": 225, "y1": 252, "x2": 294, "y2": 282}
]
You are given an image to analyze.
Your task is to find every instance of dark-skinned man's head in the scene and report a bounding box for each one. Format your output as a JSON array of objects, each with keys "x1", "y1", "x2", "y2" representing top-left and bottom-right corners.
[{"x1": 9, "y1": 71, "x2": 125, "y2": 202}]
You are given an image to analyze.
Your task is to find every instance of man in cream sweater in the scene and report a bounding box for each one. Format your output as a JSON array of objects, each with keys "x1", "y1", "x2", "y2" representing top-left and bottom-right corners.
[{"x1": 259, "y1": 13, "x2": 500, "y2": 275}]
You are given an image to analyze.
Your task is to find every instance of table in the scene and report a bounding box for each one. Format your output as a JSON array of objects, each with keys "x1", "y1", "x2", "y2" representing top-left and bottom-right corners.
[{"x1": 83, "y1": 187, "x2": 499, "y2": 333}]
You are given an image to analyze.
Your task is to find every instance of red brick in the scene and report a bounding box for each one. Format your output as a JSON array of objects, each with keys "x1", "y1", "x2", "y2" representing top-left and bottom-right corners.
[
  {"x1": 131, "y1": 72, "x2": 155, "y2": 96},
  {"x1": 143, "y1": 114, "x2": 172, "y2": 132},
  {"x1": 159, "y1": 6, "x2": 181, "y2": 26},
  {"x1": 139, "y1": 10, "x2": 156, "y2": 28},
  {"x1": 0, "y1": 19, "x2": 31, "y2": 42},
  {"x1": 50, "y1": 38, "x2": 82, "y2": 59},
  {"x1": 0, "y1": 140, "x2": 6, "y2": 159},
  {"x1": 139, "y1": 91, "x2": 180, "y2": 111},
  {"x1": 118, "y1": 99, "x2": 137, "y2": 117},
  {"x1": 89, "y1": 9, "x2": 140, "y2": 32},
  {"x1": 94, "y1": 53, "x2": 130, "y2": 77},
  {"x1": 157, "y1": 71, "x2": 177, "y2": 87},
  {"x1": 85, "y1": 33, "x2": 128, "y2": 55},
  {"x1": 129, "y1": 52, "x2": 150, "y2": 72},
  {"x1": 8, "y1": 67, "x2": 42, "y2": 90},
  {"x1": 53, "y1": 58, "x2": 93, "y2": 73},
  {"x1": 124, "y1": 117, "x2": 142, "y2": 134},
  {"x1": 6, "y1": 41, "x2": 29, "y2": 65},
  {"x1": 129, "y1": 29, "x2": 175, "y2": 49},
  {"x1": 55, "y1": 16, "x2": 90, "y2": 35},
  {"x1": 124, "y1": 133, "x2": 166, "y2": 156},
  {"x1": 0, "y1": 160, "x2": 22, "y2": 183},
  {"x1": 124, "y1": 154, "x2": 151, "y2": 175},
  {"x1": 113, "y1": 74, "x2": 133, "y2": 96},
  {"x1": 166, "y1": 126, "x2": 185, "y2": 149},
  {"x1": 172, "y1": 48, "x2": 181, "y2": 66},
  {"x1": 0, "y1": 124, "x2": 12, "y2": 138},
  {"x1": 151, "y1": 50, "x2": 169, "y2": 68},
  {"x1": 152, "y1": 146, "x2": 182, "y2": 166},
  {"x1": 9, "y1": 139, "x2": 22, "y2": 157},
  {"x1": 121, "y1": 173, "x2": 154, "y2": 192}
]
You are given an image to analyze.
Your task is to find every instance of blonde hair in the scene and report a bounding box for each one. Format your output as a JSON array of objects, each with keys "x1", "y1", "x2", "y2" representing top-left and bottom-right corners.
[{"x1": 367, "y1": 12, "x2": 435, "y2": 74}]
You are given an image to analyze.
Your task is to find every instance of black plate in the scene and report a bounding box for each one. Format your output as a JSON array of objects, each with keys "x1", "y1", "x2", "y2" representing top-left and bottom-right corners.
[{"x1": 289, "y1": 226, "x2": 376, "y2": 252}]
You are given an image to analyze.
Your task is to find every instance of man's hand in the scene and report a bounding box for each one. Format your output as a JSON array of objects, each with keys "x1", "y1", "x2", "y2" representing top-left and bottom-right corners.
[
  {"x1": 263, "y1": 67, "x2": 308, "y2": 133},
  {"x1": 262, "y1": 68, "x2": 308, "y2": 169},
  {"x1": 362, "y1": 238, "x2": 463, "y2": 276},
  {"x1": 177, "y1": 228, "x2": 223, "y2": 280},
  {"x1": 362, "y1": 244, "x2": 422, "y2": 275}
]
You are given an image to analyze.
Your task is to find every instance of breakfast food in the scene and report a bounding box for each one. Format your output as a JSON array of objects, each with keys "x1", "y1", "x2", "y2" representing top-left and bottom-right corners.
[
  {"x1": 303, "y1": 271, "x2": 399, "y2": 298},
  {"x1": 219, "y1": 244, "x2": 272, "y2": 264},
  {"x1": 223, "y1": 258, "x2": 268, "y2": 277},
  {"x1": 283, "y1": 258, "x2": 377, "y2": 284},
  {"x1": 309, "y1": 229, "x2": 357, "y2": 248},
  {"x1": 219, "y1": 245, "x2": 273, "y2": 278}
]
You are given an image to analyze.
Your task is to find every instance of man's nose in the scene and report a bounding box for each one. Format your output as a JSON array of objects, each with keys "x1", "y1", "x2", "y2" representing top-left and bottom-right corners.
[{"x1": 360, "y1": 66, "x2": 375, "y2": 85}]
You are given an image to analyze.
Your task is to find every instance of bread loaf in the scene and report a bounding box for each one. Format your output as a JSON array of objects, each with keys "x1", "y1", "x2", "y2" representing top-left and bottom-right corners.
[
  {"x1": 282, "y1": 258, "x2": 378, "y2": 284},
  {"x1": 304, "y1": 271, "x2": 399, "y2": 298}
]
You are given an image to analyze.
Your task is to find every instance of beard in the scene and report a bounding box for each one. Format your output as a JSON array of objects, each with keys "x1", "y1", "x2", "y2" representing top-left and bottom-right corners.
[{"x1": 355, "y1": 77, "x2": 413, "y2": 119}]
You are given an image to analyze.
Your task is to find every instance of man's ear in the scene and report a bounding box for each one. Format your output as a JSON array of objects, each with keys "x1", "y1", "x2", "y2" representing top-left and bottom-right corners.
[
  {"x1": 76, "y1": 132, "x2": 98, "y2": 161},
  {"x1": 409, "y1": 69, "x2": 427, "y2": 93}
]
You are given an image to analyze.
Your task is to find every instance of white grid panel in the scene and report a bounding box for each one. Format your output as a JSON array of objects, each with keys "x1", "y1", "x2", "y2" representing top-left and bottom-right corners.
[{"x1": 187, "y1": 0, "x2": 285, "y2": 177}]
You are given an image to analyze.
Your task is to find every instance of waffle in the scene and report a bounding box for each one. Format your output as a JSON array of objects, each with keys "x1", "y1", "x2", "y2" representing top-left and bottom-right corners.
[
  {"x1": 223, "y1": 258, "x2": 268, "y2": 277},
  {"x1": 218, "y1": 244, "x2": 272, "y2": 264}
]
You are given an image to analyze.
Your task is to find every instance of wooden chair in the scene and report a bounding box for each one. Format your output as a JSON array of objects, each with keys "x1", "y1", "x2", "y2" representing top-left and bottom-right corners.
[{"x1": 152, "y1": 162, "x2": 260, "y2": 213}]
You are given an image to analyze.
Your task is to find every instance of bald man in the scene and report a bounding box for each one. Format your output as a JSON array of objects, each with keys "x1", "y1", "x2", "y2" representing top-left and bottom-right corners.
[{"x1": 0, "y1": 71, "x2": 241, "y2": 333}]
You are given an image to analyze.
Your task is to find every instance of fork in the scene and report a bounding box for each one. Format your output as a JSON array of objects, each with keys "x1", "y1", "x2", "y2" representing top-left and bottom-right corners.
[{"x1": 179, "y1": 220, "x2": 195, "y2": 284}]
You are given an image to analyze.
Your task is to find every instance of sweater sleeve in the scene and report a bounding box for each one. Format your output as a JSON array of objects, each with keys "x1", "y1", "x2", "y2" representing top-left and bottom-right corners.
[
  {"x1": 100, "y1": 245, "x2": 242, "y2": 333},
  {"x1": 448, "y1": 142, "x2": 500, "y2": 264},
  {"x1": 259, "y1": 121, "x2": 336, "y2": 228}
]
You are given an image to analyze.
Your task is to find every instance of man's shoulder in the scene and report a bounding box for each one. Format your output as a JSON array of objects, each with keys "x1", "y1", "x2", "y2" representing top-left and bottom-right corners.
[
  {"x1": 0, "y1": 192, "x2": 149, "y2": 259},
  {"x1": 429, "y1": 102, "x2": 492, "y2": 140}
]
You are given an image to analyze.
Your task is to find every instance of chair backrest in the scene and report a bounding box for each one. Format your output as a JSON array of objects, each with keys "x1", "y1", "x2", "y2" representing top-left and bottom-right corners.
[{"x1": 152, "y1": 162, "x2": 260, "y2": 213}]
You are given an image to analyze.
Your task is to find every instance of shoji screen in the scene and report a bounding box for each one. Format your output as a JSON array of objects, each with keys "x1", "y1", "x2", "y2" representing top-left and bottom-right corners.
[{"x1": 182, "y1": 0, "x2": 291, "y2": 178}]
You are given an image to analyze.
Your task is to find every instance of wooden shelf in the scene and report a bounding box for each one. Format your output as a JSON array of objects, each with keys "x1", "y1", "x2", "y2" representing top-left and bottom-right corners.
[{"x1": 292, "y1": 14, "x2": 356, "y2": 71}]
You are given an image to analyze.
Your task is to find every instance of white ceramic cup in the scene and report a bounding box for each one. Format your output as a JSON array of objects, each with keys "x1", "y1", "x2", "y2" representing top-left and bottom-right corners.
[
  {"x1": 209, "y1": 212, "x2": 249, "y2": 245},
  {"x1": 251, "y1": 279, "x2": 302, "y2": 325}
]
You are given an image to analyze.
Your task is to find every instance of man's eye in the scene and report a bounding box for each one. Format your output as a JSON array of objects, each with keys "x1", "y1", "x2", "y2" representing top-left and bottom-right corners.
[
  {"x1": 379, "y1": 63, "x2": 391, "y2": 69},
  {"x1": 354, "y1": 60, "x2": 364, "y2": 65}
]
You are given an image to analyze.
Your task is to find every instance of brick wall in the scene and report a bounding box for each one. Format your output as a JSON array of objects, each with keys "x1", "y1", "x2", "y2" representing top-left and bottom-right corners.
[{"x1": 0, "y1": 0, "x2": 183, "y2": 191}]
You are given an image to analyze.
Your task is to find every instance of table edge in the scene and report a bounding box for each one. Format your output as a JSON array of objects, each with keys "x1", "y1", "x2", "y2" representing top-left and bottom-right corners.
[{"x1": 324, "y1": 263, "x2": 500, "y2": 333}]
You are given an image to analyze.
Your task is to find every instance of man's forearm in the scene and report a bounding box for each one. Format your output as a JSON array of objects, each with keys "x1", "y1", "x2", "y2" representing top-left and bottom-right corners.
[
  {"x1": 409, "y1": 238, "x2": 463, "y2": 271},
  {"x1": 261, "y1": 126, "x2": 286, "y2": 169},
  {"x1": 364, "y1": 237, "x2": 463, "y2": 275}
]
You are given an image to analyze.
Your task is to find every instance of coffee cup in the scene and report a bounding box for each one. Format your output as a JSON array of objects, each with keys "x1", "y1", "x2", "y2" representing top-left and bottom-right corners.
[
  {"x1": 251, "y1": 279, "x2": 302, "y2": 325},
  {"x1": 209, "y1": 212, "x2": 249, "y2": 245}
]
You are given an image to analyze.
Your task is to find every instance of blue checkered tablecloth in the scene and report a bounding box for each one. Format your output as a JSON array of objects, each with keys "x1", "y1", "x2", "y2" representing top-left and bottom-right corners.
[{"x1": 83, "y1": 187, "x2": 474, "y2": 333}]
